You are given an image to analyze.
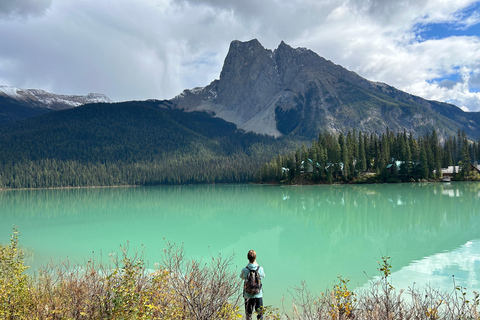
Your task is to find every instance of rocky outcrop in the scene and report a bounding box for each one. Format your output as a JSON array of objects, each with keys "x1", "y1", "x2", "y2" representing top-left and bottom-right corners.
[{"x1": 173, "y1": 39, "x2": 284, "y2": 136}]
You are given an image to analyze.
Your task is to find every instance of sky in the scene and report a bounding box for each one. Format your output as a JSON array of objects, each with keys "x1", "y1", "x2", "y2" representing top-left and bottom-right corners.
[{"x1": 1, "y1": 0, "x2": 480, "y2": 111}]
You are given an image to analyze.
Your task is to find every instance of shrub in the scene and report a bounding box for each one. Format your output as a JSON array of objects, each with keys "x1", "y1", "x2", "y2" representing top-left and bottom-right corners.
[
  {"x1": 3, "y1": 230, "x2": 480, "y2": 320},
  {"x1": 0, "y1": 230, "x2": 242, "y2": 319},
  {"x1": 161, "y1": 241, "x2": 242, "y2": 320},
  {"x1": 287, "y1": 256, "x2": 480, "y2": 320},
  {"x1": 0, "y1": 227, "x2": 32, "y2": 319}
]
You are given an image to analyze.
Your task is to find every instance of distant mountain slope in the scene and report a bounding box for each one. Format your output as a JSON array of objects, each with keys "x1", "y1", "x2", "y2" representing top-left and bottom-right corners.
[
  {"x1": 172, "y1": 39, "x2": 480, "y2": 140},
  {"x1": 0, "y1": 100, "x2": 296, "y2": 187},
  {"x1": 0, "y1": 85, "x2": 112, "y2": 125},
  {"x1": 0, "y1": 100, "x2": 255, "y2": 162}
]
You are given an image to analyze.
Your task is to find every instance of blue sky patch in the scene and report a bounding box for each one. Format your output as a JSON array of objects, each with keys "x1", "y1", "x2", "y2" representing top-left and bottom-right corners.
[
  {"x1": 418, "y1": 22, "x2": 480, "y2": 39},
  {"x1": 415, "y1": 2, "x2": 480, "y2": 40},
  {"x1": 428, "y1": 67, "x2": 462, "y2": 88},
  {"x1": 428, "y1": 67, "x2": 480, "y2": 93}
]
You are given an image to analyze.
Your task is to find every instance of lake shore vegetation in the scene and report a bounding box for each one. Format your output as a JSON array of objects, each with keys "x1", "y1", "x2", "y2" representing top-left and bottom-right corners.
[
  {"x1": 1, "y1": 228, "x2": 241, "y2": 320},
  {"x1": 256, "y1": 129, "x2": 480, "y2": 184},
  {"x1": 2, "y1": 229, "x2": 480, "y2": 319}
]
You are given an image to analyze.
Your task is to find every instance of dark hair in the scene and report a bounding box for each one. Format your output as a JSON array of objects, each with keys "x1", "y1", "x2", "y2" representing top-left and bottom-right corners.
[{"x1": 247, "y1": 250, "x2": 256, "y2": 263}]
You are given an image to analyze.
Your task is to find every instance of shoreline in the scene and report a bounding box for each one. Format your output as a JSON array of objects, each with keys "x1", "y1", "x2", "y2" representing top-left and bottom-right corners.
[
  {"x1": 0, "y1": 184, "x2": 139, "y2": 191},
  {"x1": 0, "y1": 178, "x2": 471, "y2": 191}
]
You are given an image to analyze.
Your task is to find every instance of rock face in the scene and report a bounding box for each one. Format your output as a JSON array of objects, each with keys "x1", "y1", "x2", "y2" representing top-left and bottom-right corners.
[
  {"x1": 0, "y1": 85, "x2": 112, "y2": 124},
  {"x1": 173, "y1": 39, "x2": 283, "y2": 136},
  {"x1": 172, "y1": 39, "x2": 480, "y2": 139}
]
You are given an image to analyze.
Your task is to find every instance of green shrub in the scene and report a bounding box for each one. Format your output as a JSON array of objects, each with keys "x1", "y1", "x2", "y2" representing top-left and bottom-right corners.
[{"x1": 0, "y1": 227, "x2": 32, "y2": 319}]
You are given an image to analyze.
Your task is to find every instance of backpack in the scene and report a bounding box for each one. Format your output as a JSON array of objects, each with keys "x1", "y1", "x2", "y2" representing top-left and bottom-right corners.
[{"x1": 244, "y1": 265, "x2": 262, "y2": 295}]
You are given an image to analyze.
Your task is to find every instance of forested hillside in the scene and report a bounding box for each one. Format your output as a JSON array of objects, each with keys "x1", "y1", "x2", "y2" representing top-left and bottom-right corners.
[
  {"x1": 0, "y1": 95, "x2": 47, "y2": 125},
  {"x1": 0, "y1": 101, "x2": 298, "y2": 188}
]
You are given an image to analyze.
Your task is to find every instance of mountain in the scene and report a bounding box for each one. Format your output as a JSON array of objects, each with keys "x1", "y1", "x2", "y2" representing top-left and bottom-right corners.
[
  {"x1": 172, "y1": 39, "x2": 480, "y2": 140},
  {"x1": 0, "y1": 100, "x2": 296, "y2": 188},
  {"x1": 0, "y1": 85, "x2": 112, "y2": 125}
]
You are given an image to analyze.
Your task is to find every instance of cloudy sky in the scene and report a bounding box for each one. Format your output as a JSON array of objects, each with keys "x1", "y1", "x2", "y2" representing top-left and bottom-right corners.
[{"x1": 1, "y1": 0, "x2": 480, "y2": 111}]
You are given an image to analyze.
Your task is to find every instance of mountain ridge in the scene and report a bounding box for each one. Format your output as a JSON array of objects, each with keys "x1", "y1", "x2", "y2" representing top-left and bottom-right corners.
[
  {"x1": 1, "y1": 39, "x2": 480, "y2": 140},
  {"x1": 0, "y1": 85, "x2": 112, "y2": 125},
  {"x1": 172, "y1": 39, "x2": 480, "y2": 140}
]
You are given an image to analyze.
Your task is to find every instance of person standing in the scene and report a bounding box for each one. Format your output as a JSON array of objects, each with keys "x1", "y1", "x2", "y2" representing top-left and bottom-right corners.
[{"x1": 240, "y1": 250, "x2": 265, "y2": 320}]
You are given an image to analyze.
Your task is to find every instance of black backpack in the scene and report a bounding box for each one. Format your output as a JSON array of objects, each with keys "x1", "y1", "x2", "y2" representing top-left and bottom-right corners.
[{"x1": 244, "y1": 265, "x2": 262, "y2": 295}]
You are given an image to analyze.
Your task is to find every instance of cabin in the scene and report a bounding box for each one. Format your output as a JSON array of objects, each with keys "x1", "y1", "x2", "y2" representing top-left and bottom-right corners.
[
  {"x1": 438, "y1": 166, "x2": 459, "y2": 178},
  {"x1": 300, "y1": 159, "x2": 321, "y2": 173},
  {"x1": 386, "y1": 160, "x2": 404, "y2": 174},
  {"x1": 472, "y1": 164, "x2": 480, "y2": 174},
  {"x1": 324, "y1": 162, "x2": 344, "y2": 172},
  {"x1": 438, "y1": 164, "x2": 480, "y2": 177}
]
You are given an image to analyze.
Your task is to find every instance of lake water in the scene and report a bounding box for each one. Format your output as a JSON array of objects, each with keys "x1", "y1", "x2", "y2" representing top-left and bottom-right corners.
[{"x1": 1, "y1": 182, "x2": 480, "y2": 310}]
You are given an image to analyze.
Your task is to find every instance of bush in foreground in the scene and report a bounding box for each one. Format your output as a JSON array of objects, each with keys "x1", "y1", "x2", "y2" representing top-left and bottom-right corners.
[
  {"x1": 1, "y1": 229, "x2": 242, "y2": 319},
  {"x1": 288, "y1": 256, "x2": 480, "y2": 320},
  {"x1": 2, "y1": 230, "x2": 480, "y2": 319}
]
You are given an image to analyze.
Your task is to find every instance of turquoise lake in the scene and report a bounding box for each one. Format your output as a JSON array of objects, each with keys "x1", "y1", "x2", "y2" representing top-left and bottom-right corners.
[{"x1": 1, "y1": 183, "x2": 480, "y2": 309}]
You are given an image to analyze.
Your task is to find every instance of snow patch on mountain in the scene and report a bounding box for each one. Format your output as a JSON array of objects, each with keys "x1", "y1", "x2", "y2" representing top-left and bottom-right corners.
[
  {"x1": 0, "y1": 85, "x2": 22, "y2": 99},
  {"x1": 0, "y1": 85, "x2": 112, "y2": 108}
]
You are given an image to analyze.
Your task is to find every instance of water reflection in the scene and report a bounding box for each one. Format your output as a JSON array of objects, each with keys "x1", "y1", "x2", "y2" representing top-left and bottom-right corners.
[
  {"x1": 362, "y1": 239, "x2": 480, "y2": 296},
  {"x1": 1, "y1": 182, "x2": 479, "y2": 308}
]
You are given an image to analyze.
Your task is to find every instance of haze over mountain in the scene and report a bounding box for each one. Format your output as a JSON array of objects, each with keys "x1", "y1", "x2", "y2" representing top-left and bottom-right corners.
[
  {"x1": 0, "y1": 85, "x2": 112, "y2": 125},
  {"x1": 173, "y1": 39, "x2": 480, "y2": 140}
]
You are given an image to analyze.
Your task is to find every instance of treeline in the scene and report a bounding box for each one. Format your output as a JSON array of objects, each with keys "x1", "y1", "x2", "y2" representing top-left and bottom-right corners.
[
  {"x1": 0, "y1": 141, "x2": 299, "y2": 188},
  {"x1": 0, "y1": 155, "x2": 264, "y2": 189},
  {"x1": 256, "y1": 129, "x2": 480, "y2": 183}
]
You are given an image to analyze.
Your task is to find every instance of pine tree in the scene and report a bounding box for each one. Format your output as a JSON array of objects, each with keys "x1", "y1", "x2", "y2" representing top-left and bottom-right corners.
[
  {"x1": 460, "y1": 136, "x2": 471, "y2": 177},
  {"x1": 339, "y1": 133, "x2": 349, "y2": 179},
  {"x1": 420, "y1": 146, "x2": 429, "y2": 180},
  {"x1": 357, "y1": 131, "x2": 367, "y2": 172}
]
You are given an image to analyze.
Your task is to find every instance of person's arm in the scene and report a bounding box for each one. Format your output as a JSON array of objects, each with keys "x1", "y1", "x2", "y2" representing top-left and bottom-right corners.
[
  {"x1": 260, "y1": 267, "x2": 265, "y2": 279},
  {"x1": 239, "y1": 268, "x2": 246, "y2": 279}
]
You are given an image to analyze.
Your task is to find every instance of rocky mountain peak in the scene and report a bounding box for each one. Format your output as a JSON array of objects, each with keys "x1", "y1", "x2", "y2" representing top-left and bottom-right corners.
[
  {"x1": 172, "y1": 39, "x2": 479, "y2": 140},
  {"x1": 219, "y1": 39, "x2": 275, "y2": 87},
  {"x1": 225, "y1": 39, "x2": 267, "y2": 57},
  {"x1": 215, "y1": 39, "x2": 280, "y2": 126},
  {"x1": 274, "y1": 40, "x2": 295, "y2": 57}
]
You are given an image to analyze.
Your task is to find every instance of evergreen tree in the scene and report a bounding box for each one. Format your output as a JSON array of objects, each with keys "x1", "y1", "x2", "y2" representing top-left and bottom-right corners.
[
  {"x1": 357, "y1": 131, "x2": 367, "y2": 172},
  {"x1": 460, "y1": 136, "x2": 471, "y2": 177},
  {"x1": 339, "y1": 133, "x2": 349, "y2": 179},
  {"x1": 419, "y1": 146, "x2": 429, "y2": 180}
]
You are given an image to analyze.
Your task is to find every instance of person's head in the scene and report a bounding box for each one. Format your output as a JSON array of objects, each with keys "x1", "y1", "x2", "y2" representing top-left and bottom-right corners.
[{"x1": 247, "y1": 250, "x2": 256, "y2": 263}]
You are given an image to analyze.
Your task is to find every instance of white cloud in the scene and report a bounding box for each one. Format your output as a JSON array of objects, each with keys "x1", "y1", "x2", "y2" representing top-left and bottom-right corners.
[
  {"x1": 294, "y1": 0, "x2": 480, "y2": 111},
  {"x1": 0, "y1": 0, "x2": 479, "y2": 110}
]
